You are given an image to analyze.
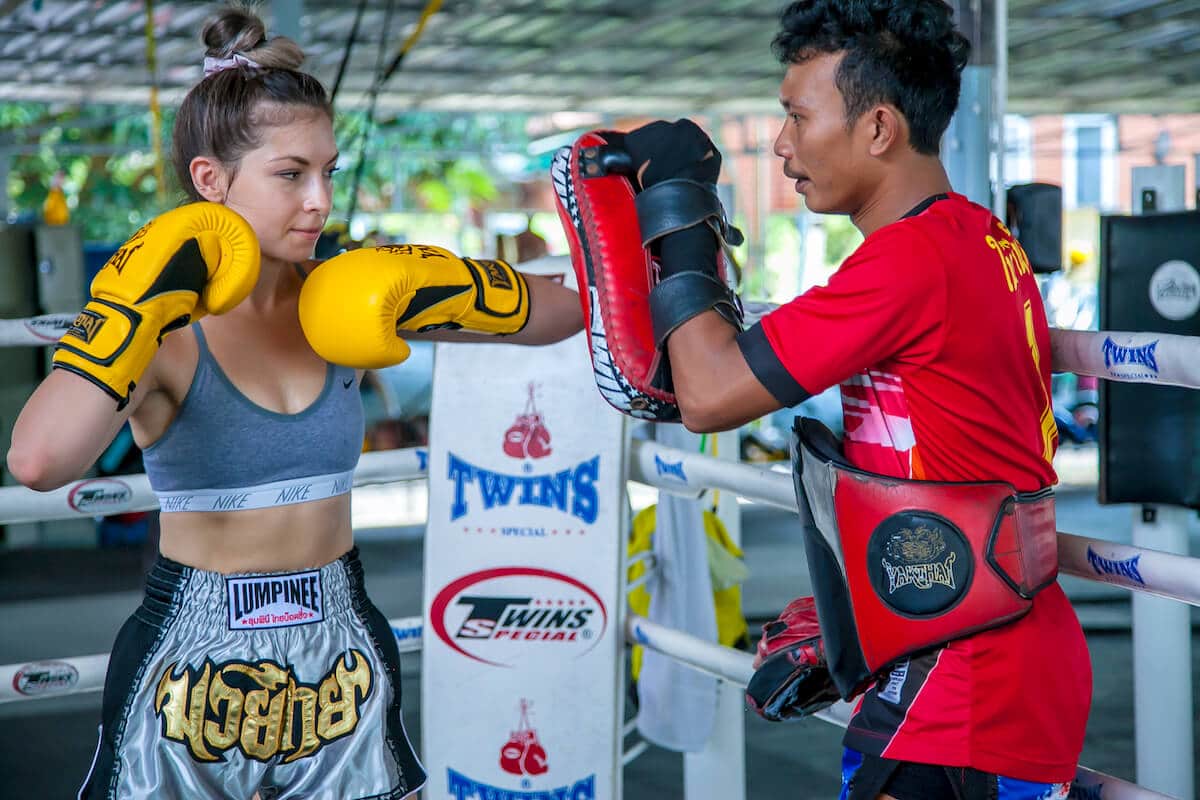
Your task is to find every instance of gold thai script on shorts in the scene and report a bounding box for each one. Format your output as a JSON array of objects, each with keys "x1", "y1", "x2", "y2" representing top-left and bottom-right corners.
[
  {"x1": 154, "y1": 649, "x2": 372, "y2": 763},
  {"x1": 882, "y1": 552, "x2": 957, "y2": 593}
]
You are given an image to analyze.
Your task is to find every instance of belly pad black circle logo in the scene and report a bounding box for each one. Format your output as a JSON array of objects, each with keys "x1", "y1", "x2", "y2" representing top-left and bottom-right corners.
[{"x1": 866, "y1": 511, "x2": 973, "y2": 617}]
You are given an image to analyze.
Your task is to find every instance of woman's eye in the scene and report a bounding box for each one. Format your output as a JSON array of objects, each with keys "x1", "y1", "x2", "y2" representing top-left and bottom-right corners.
[
  {"x1": 278, "y1": 171, "x2": 300, "y2": 180},
  {"x1": 325, "y1": 167, "x2": 341, "y2": 179}
]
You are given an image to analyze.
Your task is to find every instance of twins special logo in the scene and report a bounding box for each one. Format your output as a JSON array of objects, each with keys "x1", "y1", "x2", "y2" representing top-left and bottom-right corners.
[
  {"x1": 447, "y1": 453, "x2": 599, "y2": 523},
  {"x1": 504, "y1": 382, "x2": 552, "y2": 460},
  {"x1": 1101, "y1": 337, "x2": 1159, "y2": 380},
  {"x1": 12, "y1": 660, "x2": 79, "y2": 696},
  {"x1": 867, "y1": 512, "x2": 972, "y2": 617},
  {"x1": 430, "y1": 567, "x2": 608, "y2": 667},
  {"x1": 67, "y1": 478, "x2": 133, "y2": 514},
  {"x1": 23, "y1": 313, "x2": 73, "y2": 342},
  {"x1": 155, "y1": 650, "x2": 372, "y2": 763},
  {"x1": 447, "y1": 769, "x2": 596, "y2": 800},
  {"x1": 1086, "y1": 546, "x2": 1145, "y2": 585},
  {"x1": 654, "y1": 455, "x2": 688, "y2": 483}
]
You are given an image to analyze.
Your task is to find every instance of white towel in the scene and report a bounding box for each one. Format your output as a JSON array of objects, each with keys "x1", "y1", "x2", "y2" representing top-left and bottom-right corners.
[{"x1": 635, "y1": 424, "x2": 720, "y2": 752}]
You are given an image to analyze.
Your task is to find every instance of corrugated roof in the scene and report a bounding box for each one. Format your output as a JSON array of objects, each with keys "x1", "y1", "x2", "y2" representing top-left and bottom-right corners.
[{"x1": 0, "y1": 0, "x2": 1196, "y2": 113}]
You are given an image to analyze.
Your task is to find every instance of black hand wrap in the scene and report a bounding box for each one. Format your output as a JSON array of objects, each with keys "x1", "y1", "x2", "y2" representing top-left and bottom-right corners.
[
  {"x1": 636, "y1": 178, "x2": 744, "y2": 345},
  {"x1": 622, "y1": 120, "x2": 745, "y2": 348}
]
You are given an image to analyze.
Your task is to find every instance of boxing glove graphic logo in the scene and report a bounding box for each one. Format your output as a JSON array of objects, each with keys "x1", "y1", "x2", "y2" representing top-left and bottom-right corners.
[
  {"x1": 503, "y1": 382, "x2": 552, "y2": 460},
  {"x1": 498, "y1": 698, "x2": 549, "y2": 777}
]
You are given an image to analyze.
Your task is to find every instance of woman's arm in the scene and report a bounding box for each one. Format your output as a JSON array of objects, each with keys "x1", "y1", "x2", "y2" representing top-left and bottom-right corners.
[
  {"x1": 403, "y1": 273, "x2": 584, "y2": 346},
  {"x1": 7, "y1": 368, "x2": 153, "y2": 491}
]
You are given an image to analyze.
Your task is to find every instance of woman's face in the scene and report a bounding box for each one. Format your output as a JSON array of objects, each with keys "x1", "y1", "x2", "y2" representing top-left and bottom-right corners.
[{"x1": 222, "y1": 105, "x2": 337, "y2": 264}]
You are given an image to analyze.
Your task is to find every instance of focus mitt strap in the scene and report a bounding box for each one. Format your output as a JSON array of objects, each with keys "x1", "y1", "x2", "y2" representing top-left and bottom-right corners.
[
  {"x1": 552, "y1": 127, "x2": 743, "y2": 422},
  {"x1": 745, "y1": 596, "x2": 841, "y2": 722}
]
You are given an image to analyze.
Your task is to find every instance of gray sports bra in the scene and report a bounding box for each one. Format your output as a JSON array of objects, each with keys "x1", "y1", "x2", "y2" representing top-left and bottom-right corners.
[{"x1": 142, "y1": 324, "x2": 364, "y2": 513}]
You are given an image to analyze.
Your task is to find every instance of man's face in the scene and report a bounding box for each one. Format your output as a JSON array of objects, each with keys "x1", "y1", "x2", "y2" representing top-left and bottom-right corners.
[{"x1": 773, "y1": 53, "x2": 870, "y2": 215}]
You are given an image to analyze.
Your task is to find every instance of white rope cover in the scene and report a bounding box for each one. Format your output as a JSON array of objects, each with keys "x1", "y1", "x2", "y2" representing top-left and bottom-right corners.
[
  {"x1": 0, "y1": 313, "x2": 73, "y2": 347},
  {"x1": 742, "y1": 303, "x2": 1200, "y2": 391},
  {"x1": 1051, "y1": 328, "x2": 1200, "y2": 390},
  {"x1": 6, "y1": 310, "x2": 1199, "y2": 393},
  {"x1": 628, "y1": 441, "x2": 1200, "y2": 608},
  {"x1": 0, "y1": 615, "x2": 423, "y2": 704},
  {"x1": 0, "y1": 447, "x2": 427, "y2": 525}
]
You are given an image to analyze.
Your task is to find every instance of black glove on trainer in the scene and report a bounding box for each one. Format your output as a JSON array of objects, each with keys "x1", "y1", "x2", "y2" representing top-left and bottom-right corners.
[{"x1": 620, "y1": 119, "x2": 744, "y2": 346}]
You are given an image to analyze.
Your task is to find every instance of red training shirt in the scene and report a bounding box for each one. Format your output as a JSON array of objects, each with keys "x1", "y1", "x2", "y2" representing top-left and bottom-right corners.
[{"x1": 738, "y1": 193, "x2": 1091, "y2": 782}]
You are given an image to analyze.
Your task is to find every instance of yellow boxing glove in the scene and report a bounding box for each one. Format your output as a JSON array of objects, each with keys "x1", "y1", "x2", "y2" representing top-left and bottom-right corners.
[
  {"x1": 298, "y1": 244, "x2": 530, "y2": 369},
  {"x1": 53, "y1": 202, "x2": 259, "y2": 408}
]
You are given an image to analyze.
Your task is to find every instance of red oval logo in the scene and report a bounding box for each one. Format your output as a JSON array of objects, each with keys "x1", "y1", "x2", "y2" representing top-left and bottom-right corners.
[
  {"x1": 430, "y1": 567, "x2": 608, "y2": 667},
  {"x1": 13, "y1": 660, "x2": 79, "y2": 696},
  {"x1": 67, "y1": 479, "x2": 133, "y2": 514}
]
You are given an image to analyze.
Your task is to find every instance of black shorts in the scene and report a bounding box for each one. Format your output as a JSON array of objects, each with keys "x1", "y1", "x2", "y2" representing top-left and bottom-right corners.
[{"x1": 841, "y1": 749, "x2": 1070, "y2": 800}]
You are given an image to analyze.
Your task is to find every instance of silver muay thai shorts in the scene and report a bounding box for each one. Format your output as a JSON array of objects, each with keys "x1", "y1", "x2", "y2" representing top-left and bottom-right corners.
[{"x1": 78, "y1": 548, "x2": 425, "y2": 799}]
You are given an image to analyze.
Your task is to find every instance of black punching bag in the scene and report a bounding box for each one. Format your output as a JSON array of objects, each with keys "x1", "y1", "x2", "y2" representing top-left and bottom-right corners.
[
  {"x1": 1099, "y1": 211, "x2": 1200, "y2": 508},
  {"x1": 1006, "y1": 183, "x2": 1062, "y2": 274}
]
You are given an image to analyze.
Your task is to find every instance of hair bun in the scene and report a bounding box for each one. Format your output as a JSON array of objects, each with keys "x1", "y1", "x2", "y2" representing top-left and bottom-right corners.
[{"x1": 201, "y1": 4, "x2": 305, "y2": 71}]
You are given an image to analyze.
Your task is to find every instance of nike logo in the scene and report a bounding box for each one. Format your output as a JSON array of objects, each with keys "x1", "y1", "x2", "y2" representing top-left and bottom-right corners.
[{"x1": 343, "y1": 378, "x2": 354, "y2": 389}]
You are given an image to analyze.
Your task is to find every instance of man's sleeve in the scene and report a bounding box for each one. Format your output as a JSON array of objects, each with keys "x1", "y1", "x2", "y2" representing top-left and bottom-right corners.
[{"x1": 736, "y1": 225, "x2": 948, "y2": 406}]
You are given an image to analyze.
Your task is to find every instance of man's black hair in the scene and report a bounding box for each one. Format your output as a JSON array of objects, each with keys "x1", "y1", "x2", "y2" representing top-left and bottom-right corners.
[{"x1": 772, "y1": 1, "x2": 971, "y2": 155}]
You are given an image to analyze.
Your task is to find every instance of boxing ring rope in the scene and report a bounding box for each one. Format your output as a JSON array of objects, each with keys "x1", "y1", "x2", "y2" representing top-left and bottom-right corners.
[
  {"x1": 0, "y1": 313, "x2": 74, "y2": 347},
  {"x1": 0, "y1": 447, "x2": 427, "y2": 525},
  {"x1": 5, "y1": 438, "x2": 1194, "y2": 611},
  {"x1": 2, "y1": 320, "x2": 1198, "y2": 798},
  {"x1": 0, "y1": 616, "x2": 425, "y2": 704},
  {"x1": 7, "y1": 310, "x2": 1200, "y2": 392}
]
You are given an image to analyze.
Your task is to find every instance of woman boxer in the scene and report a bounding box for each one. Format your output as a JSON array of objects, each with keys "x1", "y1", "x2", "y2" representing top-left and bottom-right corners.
[{"x1": 7, "y1": 6, "x2": 580, "y2": 798}]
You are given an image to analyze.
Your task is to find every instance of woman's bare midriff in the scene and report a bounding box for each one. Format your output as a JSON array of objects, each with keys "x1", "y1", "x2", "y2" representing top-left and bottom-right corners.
[{"x1": 157, "y1": 493, "x2": 354, "y2": 574}]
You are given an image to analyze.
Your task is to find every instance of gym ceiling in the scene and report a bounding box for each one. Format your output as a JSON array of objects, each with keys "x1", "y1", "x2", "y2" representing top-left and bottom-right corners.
[{"x1": 0, "y1": 0, "x2": 1195, "y2": 114}]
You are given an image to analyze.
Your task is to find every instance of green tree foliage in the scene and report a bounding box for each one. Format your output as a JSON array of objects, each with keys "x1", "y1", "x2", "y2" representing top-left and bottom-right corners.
[
  {"x1": 1, "y1": 102, "x2": 176, "y2": 242},
  {"x1": 1, "y1": 102, "x2": 531, "y2": 243}
]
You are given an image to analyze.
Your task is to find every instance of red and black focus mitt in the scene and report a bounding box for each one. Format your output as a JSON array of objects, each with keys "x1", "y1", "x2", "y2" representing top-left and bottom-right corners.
[
  {"x1": 745, "y1": 596, "x2": 841, "y2": 722},
  {"x1": 551, "y1": 119, "x2": 743, "y2": 422}
]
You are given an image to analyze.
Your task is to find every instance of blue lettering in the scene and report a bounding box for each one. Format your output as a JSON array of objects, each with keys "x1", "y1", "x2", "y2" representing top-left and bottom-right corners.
[
  {"x1": 448, "y1": 454, "x2": 473, "y2": 520},
  {"x1": 654, "y1": 454, "x2": 688, "y2": 482},
  {"x1": 391, "y1": 624, "x2": 422, "y2": 641},
  {"x1": 571, "y1": 457, "x2": 599, "y2": 524},
  {"x1": 1086, "y1": 547, "x2": 1145, "y2": 585},
  {"x1": 446, "y1": 769, "x2": 596, "y2": 800},
  {"x1": 477, "y1": 468, "x2": 518, "y2": 509},
  {"x1": 275, "y1": 484, "x2": 311, "y2": 504},
  {"x1": 212, "y1": 493, "x2": 249, "y2": 510},
  {"x1": 1102, "y1": 337, "x2": 1159, "y2": 374},
  {"x1": 161, "y1": 495, "x2": 192, "y2": 512},
  {"x1": 416, "y1": 448, "x2": 428, "y2": 472},
  {"x1": 446, "y1": 453, "x2": 600, "y2": 523},
  {"x1": 537, "y1": 471, "x2": 571, "y2": 511}
]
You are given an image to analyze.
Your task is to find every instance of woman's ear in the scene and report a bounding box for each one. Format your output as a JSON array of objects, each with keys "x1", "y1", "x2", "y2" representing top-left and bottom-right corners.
[{"x1": 189, "y1": 156, "x2": 229, "y2": 203}]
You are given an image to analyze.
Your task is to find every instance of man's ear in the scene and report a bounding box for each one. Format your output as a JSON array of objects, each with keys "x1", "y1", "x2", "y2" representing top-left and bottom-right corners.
[
  {"x1": 189, "y1": 156, "x2": 229, "y2": 203},
  {"x1": 864, "y1": 104, "x2": 904, "y2": 157}
]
